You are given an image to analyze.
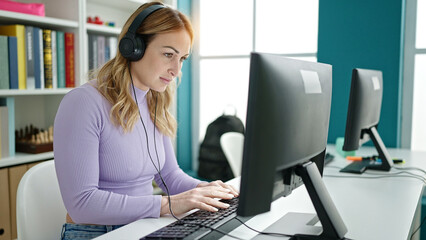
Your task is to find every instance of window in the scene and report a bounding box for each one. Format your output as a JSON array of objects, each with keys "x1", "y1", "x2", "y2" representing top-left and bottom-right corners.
[
  {"x1": 407, "y1": 0, "x2": 426, "y2": 151},
  {"x1": 194, "y1": 0, "x2": 319, "y2": 151}
]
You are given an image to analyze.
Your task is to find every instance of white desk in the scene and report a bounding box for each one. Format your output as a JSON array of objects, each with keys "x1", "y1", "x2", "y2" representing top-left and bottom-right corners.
[{"x1": 95, "y1": 145, "x2": 426, "y2": 240}]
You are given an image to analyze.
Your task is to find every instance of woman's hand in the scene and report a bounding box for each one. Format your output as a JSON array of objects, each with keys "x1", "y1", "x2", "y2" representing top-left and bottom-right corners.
[
  {"x1": 197, "y1": 180, "x2": 239, "y2": 197},
  {"x1": 160, "y1": 181, "x2": 239, "y2": 216}
]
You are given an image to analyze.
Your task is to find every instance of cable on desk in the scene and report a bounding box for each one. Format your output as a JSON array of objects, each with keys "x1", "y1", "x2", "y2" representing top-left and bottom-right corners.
[
  {"x1": 324, "y1": 173, "x2": 426, "y2": 184},
  {"x1": 393, "y1": 166, "x2": 426, "y2": 175},
  {"x1": 325, "y1": 166, "x2": 426, "y2": 184},
  {"x1": 364, "y1": 170, "x2": 426, "y2": 183}
]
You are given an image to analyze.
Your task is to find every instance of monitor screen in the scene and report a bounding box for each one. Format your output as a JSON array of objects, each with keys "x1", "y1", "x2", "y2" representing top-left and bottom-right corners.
[
  {"x1": 341, "y1": 68, "x2": 393, "y2": 173},
  {"x1": 237, "y1": 53, "x2": 347, "y2": 239},
  {"x1": 343, "y1": 68, "x2": 383, "y2": 151}
]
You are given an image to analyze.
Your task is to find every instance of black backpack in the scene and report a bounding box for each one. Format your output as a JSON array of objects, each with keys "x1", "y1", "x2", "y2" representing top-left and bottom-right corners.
[{"x1": 197, "y1": 113, "x2": 245, "y2": 181}]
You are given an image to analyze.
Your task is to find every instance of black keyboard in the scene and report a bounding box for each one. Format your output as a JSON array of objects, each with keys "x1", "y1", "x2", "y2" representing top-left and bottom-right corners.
[{"x1": 141, "y1": 197, "x2": 244, "y2": 240}]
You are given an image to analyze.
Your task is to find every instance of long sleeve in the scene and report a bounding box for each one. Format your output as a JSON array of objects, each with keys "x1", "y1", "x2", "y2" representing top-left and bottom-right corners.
[{"x1": 54, "y1": 83, "x2": 200, "y2": 225}]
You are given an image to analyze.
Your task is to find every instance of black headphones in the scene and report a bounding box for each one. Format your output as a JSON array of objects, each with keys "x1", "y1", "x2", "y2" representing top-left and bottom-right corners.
[{"x1": 119, "y1": 4, "x2": 165, "y2": 61}]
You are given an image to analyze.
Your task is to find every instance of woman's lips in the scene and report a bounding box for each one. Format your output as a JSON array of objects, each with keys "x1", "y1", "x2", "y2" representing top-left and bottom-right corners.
[{"x1": 160, "y1": 77, "x2": 172, "y2": 84}]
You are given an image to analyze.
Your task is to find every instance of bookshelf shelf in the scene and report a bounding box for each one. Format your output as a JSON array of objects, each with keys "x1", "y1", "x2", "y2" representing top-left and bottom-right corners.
[
  {"x1": 86, "y1": 23, "x2": 121, "y2": 35},
  {"x1": 0, "y1": 10, "x2": 78, "y2": 29},
  {"x1": 0, "y1": 151, "x2": 54, "y2": 169},
  {"x1": 0, "y1": 89, "x2": 72, "y2": 97},
  {"x1": 88, "y1": 0, "x2": 147, "y2": 11}
]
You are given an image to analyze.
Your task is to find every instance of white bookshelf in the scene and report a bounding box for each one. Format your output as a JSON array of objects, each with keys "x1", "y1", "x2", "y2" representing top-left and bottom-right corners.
[{"x1": 0, "y1": 0, "x2": 176, "y2": 166}]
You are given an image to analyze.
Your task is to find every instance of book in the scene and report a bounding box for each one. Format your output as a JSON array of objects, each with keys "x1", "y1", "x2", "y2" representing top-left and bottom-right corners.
[
  {"x1": 109, "y1": 36, "x2": 118, "y2": 60},
  {"x1": 105, "y1": 36, "x2": 110, "y2": 63},
  {"x1": 0, "y1": 35, "x2": 9, "y2": 89},
  {"x1": 25, "y1": 26, "x2": 35, "y2": 89},
  {"x1": 7, "y1": 37, "x2": 18, "y2": 89},
  {"x1": 0, "y1": 25, "x2": 27, "y2": 89},
  {"x1": 51, "y1": 30, "x2": 57, "y2": 89},
  {"x1": 88, "y1": 34, "x2": 97, "y2": 71},
  {"x1": 33, "y1": 27, "x2": 44, "y2": 89},
  {"x1": 0, "y1": 106, "x2": 9, "y2": 158},
  {"x1": 42, "y1": 29, "x2": 53, "y2": 88},
  {"x1": 56, "y1": 31, "x2": 65, "y2": 88},
  {"x1": 65, "y1": 32, "x2": 75, "y2": 87},
  {"x1": 97, "y1": 35, "x2": 105, "y2": 68}
]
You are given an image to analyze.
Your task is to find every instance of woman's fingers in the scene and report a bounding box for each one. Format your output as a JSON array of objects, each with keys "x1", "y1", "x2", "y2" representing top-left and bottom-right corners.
[
  {"x1": 198, "y1": 180, "x2": 239, "y2": 197},
  {"x1": 162, "y1": 184, "x2": 238, "y2": 216},
  {"x1": 195, "y1": 186, "x2": 234, "y2": 199},
  {"x1": 197, "y1": 197, "x2": 230, "y2": 212},
  {"x1": 209, "y1": 181, "x2": 240, "y2": 197}
]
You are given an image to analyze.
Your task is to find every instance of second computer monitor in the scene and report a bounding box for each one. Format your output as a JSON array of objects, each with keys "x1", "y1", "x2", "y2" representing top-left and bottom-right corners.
[{"x1": 342, "y1": 68, "x2": 393, "y2": 172}]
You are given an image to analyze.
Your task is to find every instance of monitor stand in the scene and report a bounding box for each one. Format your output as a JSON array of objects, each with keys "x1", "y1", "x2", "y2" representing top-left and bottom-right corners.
[
  {"x1": 364, "y1": 126, "x2": 393, "y2": 171},
  {"x1": 340, "y1": 126, "x2": 393, "y2": 174},
  {"x1": 254, "y1": 161, "x2": 348, "y2": 240}
]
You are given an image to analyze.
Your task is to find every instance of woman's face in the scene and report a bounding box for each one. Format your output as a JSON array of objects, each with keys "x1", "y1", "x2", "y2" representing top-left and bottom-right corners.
[{"x1": 130, "y1": 29, "x2": 191, "y2": 92}]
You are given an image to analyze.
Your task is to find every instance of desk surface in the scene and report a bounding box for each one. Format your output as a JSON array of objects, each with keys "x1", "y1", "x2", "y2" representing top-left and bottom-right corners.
[{"x1": 95, "y1": 146, "x2": 426, "y2": 240}]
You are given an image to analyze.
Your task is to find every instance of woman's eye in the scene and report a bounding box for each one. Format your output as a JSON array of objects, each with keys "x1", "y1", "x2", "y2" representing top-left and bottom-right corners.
[
  {"x1": 164, "y1": 53, "x2": 173, "y2": 58},
  {"x1": 180, "y1": 57, "x2": 187, "y2": 62}
]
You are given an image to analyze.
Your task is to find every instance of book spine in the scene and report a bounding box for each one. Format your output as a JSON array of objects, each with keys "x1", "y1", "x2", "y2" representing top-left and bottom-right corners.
[
  {"x1": 65, "y1": 32, "x2": 75, "y2": 88},
  {"x1": 0, "y1": 35, "x2": 10, "y2": 89},
  {"x1": 0, "y1": 25, "x2": 26, "y2": 89},
  {"x1": 51, "y1": 30, "x2": 57, "y2": 89},
  {"x1": 57, "y1": 31, "x2": 65, "y2": 88},
  {"x1": 88, "y1": 34, "x2": 94, "y2": 71},
  {"x1": 32, "y1": 27, "x2": 42, "y2": 89},
  {"x1": 43, "y1": 29, "x2": 53, "y2": 89},
  {"x1": 17, "y1": 25, "x2": 26, "y2": 89},
  {"x1": 7, "y1": 37, "x2": 18, "y2": 89},
  {"x1": 39, "y1": 30, "x2": 44, "y2": 89},
  {"x1": 109, "y1": 36, "x2": 117, "y2": 60},
  {"x1": 25, "y1": 26, "x2": 35, "y2": 89},
  {"x1": 105, "y1": 36, "x2": 110, "y2": 62},
  {"x1": 97, "y1": 35, "x2": 105, "y2": 68}
]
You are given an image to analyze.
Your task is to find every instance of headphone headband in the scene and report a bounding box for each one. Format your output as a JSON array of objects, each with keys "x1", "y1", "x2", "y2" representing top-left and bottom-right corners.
[
  {"x1": 119, "y1": 3, "x2": 166, "y2": 61},
  {"x1": 128, "y1": 4, "x2": 165, "y2": 34}
]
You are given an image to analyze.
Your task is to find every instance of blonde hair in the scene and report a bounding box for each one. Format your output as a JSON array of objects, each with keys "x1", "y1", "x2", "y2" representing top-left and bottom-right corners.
[{"x1": 95, "y1": 2, "x2": 194, "y2": 137}]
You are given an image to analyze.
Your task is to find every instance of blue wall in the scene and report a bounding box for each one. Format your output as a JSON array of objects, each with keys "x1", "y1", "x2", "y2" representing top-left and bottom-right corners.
[
  {"x1": 177, "y1": 0, "x2": 193, "y2": 172},
  {"x1": 318, "y1": 0, "x2": 405, "y2": 147}
]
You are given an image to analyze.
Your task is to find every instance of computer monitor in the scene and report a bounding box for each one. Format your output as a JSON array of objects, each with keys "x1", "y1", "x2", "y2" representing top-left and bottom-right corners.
[
  {"x1": 237, "y1": 53, "x2": 348, "y2": 239},
  {"x1": 341, "y1": 68, "x2": 393, "y2": 173}
]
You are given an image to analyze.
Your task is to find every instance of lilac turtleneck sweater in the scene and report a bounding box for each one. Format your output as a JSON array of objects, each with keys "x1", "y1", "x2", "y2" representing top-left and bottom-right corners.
[{"x1": 54, "y1": 81, "x2": 201, "y2": 225}]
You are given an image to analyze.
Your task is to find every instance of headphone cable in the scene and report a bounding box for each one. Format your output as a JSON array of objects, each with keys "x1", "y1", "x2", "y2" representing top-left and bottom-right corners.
[{"x1": 128, "y1": 63, "x2": 179, "y2": 221}]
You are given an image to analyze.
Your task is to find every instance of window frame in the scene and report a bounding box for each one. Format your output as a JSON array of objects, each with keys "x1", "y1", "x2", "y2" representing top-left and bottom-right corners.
[{"x1": 191, "y1": 0, "x2": 318, "y2": 168}]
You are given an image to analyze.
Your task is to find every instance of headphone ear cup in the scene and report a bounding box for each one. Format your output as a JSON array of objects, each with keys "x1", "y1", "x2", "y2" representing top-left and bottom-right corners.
[
  {"x1": 132, "y1": 34, "x2": 145, "y2": 61},
  {"x1": 119, "y1": 33, "x2": 137, "y2": 60},
  {"x1": 119, "y1": 33, "x2": 145, "y2": 61}
]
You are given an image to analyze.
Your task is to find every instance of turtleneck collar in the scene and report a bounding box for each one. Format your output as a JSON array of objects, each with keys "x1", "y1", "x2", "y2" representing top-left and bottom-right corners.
[{"x1": 131, "y1": 83, "x2": 149, "y2": 104}]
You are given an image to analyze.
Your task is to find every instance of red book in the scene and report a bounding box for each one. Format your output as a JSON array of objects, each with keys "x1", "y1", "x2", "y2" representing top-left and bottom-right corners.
[{"x1": 65, "y1": 32, "x2": 75, "y2": 88}]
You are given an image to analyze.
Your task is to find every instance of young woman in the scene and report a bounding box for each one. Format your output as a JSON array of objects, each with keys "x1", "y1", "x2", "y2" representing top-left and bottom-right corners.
[{"x1": 54, "y1": 2, "x2": 237, "y2": 239}]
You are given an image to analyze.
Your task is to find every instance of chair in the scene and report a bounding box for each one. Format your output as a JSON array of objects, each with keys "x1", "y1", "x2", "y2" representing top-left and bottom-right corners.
[
  {"x1": 220, "y1": 132, "x2": 244, "y2": 177},
  {"x1": 16, "y1": 160, "x2": 67, "y2": 240}
]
